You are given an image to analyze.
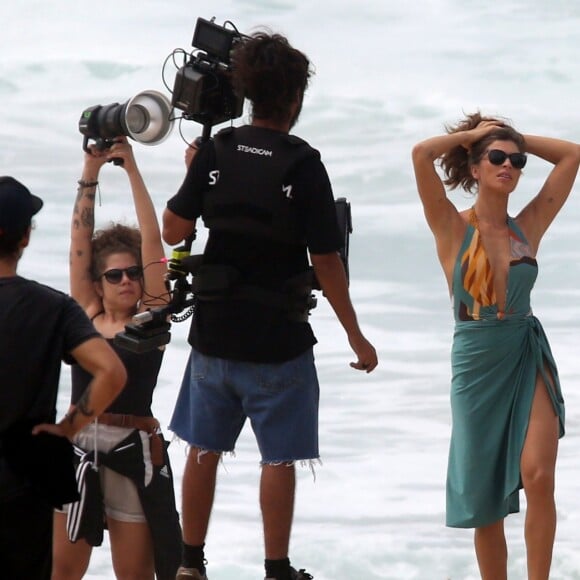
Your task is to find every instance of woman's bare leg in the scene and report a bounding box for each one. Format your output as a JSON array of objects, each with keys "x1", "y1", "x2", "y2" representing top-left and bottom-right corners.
[
  {"x1": 474, "y1": 519, "x2": 507, "y2": 580},
  {"x1": 520, "y1": 372, "x2": 559, "y2": 580},
  {"x1": 51, "y1": 511, "x2": 92, "y2": 580},
  {"x1": 108, "y1": 517, "x2": 155, "y2": 580}
]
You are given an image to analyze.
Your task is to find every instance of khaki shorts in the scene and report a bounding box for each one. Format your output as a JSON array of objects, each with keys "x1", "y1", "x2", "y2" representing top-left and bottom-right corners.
[{"x1": 58, "y1": 423, "x2": 151, "y2": 523}]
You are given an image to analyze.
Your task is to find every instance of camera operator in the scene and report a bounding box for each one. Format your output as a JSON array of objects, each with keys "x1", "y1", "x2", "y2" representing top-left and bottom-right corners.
[
  {"x1": 163, "y1": 31, "x2": 378, "y2": 580},
  {"x1": 0, "y1": 176, "x2": 126, "y2": 579}
]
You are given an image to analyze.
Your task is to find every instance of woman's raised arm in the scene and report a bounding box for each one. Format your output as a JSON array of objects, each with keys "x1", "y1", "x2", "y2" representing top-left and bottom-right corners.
[
  {"x1": 517, "y1": 136, "x2": 580, "y2": 248},
  {"x1": 70, "y1": 148, "x2": 107, "y2": 315},
  {"x1": 108, "y1": 138, "x2": 168, "y2": 310}
]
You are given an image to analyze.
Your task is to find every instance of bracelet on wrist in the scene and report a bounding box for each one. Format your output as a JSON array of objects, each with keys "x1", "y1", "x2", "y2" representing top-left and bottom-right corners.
[{"x1": 77, "y1": 179, "x2": 99, "y2": 188}]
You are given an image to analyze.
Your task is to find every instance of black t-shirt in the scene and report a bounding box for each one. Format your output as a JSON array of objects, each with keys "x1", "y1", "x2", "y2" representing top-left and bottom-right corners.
[
  {"x1": 0, "y1": 276, "x2": 99, "y2": 432},
  {"x1": 167, "y1": 126, "x2": 342, "y2": 362},
  {"x1": 0, "y1": 276, "x2": 99, "y2": 499}
]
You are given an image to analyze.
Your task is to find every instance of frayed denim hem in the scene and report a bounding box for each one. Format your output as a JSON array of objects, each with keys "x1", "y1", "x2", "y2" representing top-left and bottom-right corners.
[
  {"x1": 169, "y1": 434, "x2": 234, "y2": 463},
  {"x1": 260, "y1": 458, "x2": 322, "y2": 481}
]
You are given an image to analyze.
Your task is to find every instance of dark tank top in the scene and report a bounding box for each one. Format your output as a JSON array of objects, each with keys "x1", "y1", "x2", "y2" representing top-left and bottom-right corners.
[{"x1": 71, "y1": 339, "x2": 163, "y2": 416}]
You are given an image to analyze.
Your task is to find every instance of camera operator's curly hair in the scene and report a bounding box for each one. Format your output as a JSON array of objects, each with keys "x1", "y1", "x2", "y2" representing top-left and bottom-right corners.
[
  {"x1": 231, "y1": 31, "x2": 313, "y2": 124},
  {"x1": 90, "y1": 223, "x2": 141, "y2": 281},
  {"x1": 441, "y1": 111, "x2": 526, "y2": 194}
]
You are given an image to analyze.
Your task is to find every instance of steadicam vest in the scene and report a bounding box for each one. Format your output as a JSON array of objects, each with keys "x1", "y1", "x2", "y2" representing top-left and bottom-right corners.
[
  {"x1": 202, "y1": 125, "x2": 320, "y2": 245},
  {"x1": 192, "y1": 126, "x2": 320, "y2": 320}
]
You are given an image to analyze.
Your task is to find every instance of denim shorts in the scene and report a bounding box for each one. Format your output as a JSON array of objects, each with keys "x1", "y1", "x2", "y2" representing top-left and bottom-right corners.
[{"x1": 169, "y1": 348, "x2": 320, "y2": 463}]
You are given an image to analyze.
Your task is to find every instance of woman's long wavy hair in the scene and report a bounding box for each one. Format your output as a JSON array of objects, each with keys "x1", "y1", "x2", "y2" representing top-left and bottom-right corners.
[{"x1": 441, "y1": 111, "x2": 526, "y2": 194}]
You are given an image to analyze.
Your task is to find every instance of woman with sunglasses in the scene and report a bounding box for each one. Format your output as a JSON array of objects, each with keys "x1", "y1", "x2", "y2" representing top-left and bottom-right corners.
[
  {"x1": 52, "y1": 137, "x2": 181, "y2": 580},
  {"x1": 412, "y1": 112, "x2": 580, "y2": 579}
]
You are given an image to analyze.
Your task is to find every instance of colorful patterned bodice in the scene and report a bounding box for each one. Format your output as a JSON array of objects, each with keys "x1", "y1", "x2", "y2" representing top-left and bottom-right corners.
[{"x1": 452, "y1": 210, "x2": 538, "y2": 322}]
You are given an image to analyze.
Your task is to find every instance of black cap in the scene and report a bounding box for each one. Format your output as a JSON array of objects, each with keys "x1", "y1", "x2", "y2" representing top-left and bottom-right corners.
[{"x1": 0, "y1": 176, "x2": 44, "y2": 236}]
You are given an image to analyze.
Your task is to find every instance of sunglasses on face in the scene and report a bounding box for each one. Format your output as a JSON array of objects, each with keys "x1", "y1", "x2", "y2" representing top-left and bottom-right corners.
[
  {"x1": 100, "y1": 265, "x2": 143, "y2": 284},
  {"x1": 486, "y1": 149, "x2": 527, "y2": 170}
]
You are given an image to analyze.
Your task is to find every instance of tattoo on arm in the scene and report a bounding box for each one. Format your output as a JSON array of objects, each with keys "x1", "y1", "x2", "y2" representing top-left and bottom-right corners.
[
  {"x1": 81, "y1": 207, "x2": 94, "y2": 229},
  {"x1": 66, "y1": 389, "x2": 96, "y2": 426}
]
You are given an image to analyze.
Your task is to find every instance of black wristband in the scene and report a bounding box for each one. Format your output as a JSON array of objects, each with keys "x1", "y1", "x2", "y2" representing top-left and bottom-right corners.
[{"x1": 77, "y1": 179, "x2": 99, "y2": 188}]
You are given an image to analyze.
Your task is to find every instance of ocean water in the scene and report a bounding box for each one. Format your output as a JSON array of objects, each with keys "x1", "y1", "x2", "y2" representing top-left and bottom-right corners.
[{"x1": 1, "y1": 1, "x2": 580, "y2": 578}]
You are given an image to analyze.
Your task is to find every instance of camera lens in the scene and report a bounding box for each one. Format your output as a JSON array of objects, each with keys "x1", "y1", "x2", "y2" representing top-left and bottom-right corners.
[{"x1": 124, "y1": 104, "x2": 149, "y2": 134}]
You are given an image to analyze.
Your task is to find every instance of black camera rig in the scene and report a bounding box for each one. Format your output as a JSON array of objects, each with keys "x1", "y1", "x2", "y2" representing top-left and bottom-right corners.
[
  {"x1": 76, "y1": 16, "x2": 242, "y2": 154},
  {"x1": 114, "y1": 198, "x2": 352, "y2": 353},
  {"x1": 114, "y1": 242, "x2": 200, "y2": 354},
  {"x1": 169, "y1": 17, "x2": 247, "y2": 140}
]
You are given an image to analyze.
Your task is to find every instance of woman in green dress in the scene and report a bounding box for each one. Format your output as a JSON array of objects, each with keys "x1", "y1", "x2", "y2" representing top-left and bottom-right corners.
[{"x1": 411, "y1": 112, "x2": 580, "y2": 579}]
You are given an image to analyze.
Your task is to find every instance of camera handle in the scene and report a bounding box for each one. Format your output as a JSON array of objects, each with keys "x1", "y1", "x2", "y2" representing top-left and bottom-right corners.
[{"x1": 81, "y1": 135, "x2": 124, "y2": 166}]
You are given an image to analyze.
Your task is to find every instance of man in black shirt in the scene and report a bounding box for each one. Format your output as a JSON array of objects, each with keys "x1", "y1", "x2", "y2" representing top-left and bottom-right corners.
[
  {"x1": 164, "y1": 33, "x2": 378, "y2": 580},
  {"x1": 0, "y1": 176, "x2": 127, "y2": 579}
]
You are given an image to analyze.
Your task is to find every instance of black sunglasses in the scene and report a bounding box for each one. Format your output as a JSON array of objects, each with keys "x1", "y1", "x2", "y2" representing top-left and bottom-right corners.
[
  {"x1": 100, "y1": 265, "x2": 143, "y2": 284},
  {"x1": 487, "y1": 149, "x2": 527, "y2": 170}
]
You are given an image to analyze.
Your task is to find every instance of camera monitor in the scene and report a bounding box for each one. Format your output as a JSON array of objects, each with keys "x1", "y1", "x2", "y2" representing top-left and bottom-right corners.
[{"x1": 192, "y1": 17, "x2": 237, "y2": 63}]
